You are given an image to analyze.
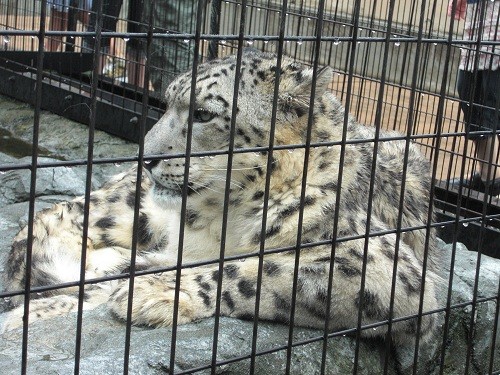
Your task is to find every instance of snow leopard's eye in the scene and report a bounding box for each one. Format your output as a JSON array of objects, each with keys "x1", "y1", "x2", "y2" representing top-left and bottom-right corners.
[{"x1": 193, "y1": 109, "x2": 216, "y2": 123}]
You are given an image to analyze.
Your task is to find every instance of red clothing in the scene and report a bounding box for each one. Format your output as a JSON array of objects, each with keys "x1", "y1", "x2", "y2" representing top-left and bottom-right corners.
[{"x1": 459, "y1": 0, "x2": 500, "y2": 71}]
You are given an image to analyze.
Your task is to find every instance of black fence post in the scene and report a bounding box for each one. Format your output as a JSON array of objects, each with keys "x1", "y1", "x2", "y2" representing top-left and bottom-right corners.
[
  {"x1": 208, "y1": 0, "x2": 222, "y2": 60},
  {"x1": 65, "y1": 0, "x2": 79, "y2": 52}
]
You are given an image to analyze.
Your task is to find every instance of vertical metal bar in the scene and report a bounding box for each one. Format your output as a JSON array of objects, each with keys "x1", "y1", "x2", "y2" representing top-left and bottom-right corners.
[
  {"x1": 126, "y1": 0, "x2": 143, "y2": 87},
  {"x1": 477, "y1": 0, "x2": 500, "y2": 196},
  {"x1": 318, "y1": 1, "x2": 364, "y2": 373},
  {"x1": 20, "y1": 0, "x2": 47, "y2": 373},
  {"x1": 73, "y1": 0, "x2": 103, "y2": 373},
  {"x1": 417, "y1": 0, "x2": 440, "y2": 131},
  {"x1": 488, "y1": 277, "x2": 500, "y2": 374},
  {"x1": 260, "y1": 0, "x2": 272, "y2": 53},
  {"x1": 488, "y1": 9, "x2": 500, "y2": 371},
  {"x1": 388, "y1": 1, "x2": 418, "y2": 132},
  {"x1": 324, "y1": 0, "x2": 343, "y2": 69},
  {"x1": 318, "y1": 13, "x2": 355, "y2": 375},
  {"x1": 352, "y1": 0, "x2": 379, "y2": 123},
  {"x1": 249, "y1": 2, "x2": 289, "y2": 373},
  {"x1": 209, "y1": 3, "x2": 248, "y2": 372},
  {"x1": 12, "y1": 0, "x2": 19, "y2": 51},
  {"x1": 349, "y1": 0, "x2": 397, "y2": 374},
  {"x1": 437, "y1": 1, "x2": 491, "y2": 373},
  {"x1": 31, "y1": 0, "x2": 37, "y2": 51},
  {"x1": 397, "y1": 1, "x2": 437, "y2": 373},
  {"x1": 463, "y1": 2, "x2": 498, "y2": 362},
  {"x1": 289, "y1": 0, "x2": 304, "y2": 61},
  {"x1": 208, "y1": 0, "x2": 222, "y2": 59},
  {"x1": 437, "y1": 1, "x2": 468, "y2": 373},
  {"x1": 464, "y1": 184, "x2": 494, "y2": 374},
  {"x1": 284, "y1": 0, "x2": 326, "y2": 373},
  {"x1": 329, "y1": 0, "x2": 361, "y2": 373},
  {"x1": 65, "y1": 0, "x2": 78, "y2": 52},
  {"x1": 436, "y1": 8, "x2": 483, "y2": 367},
  {"x1": 122, "y1": 2, "x2": 154, "y2": 374},
  {"x1": 169, "y1": 1, "x2": 205, "y2": 372},
  {"x1": 352, "y1": 31, "x2": 384, "y2": 375}
]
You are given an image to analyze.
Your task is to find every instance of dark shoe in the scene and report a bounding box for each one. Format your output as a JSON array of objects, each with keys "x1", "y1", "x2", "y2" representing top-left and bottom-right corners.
[
  {"x1": 449, "y1": 173, "x2": 483, "y2": 191},
  {"x1": 484, "y1": 178, "x2": 500, "y2": 196},
  {"x1": 449, "y1": 173, "x2": 500, "y2": 196}
]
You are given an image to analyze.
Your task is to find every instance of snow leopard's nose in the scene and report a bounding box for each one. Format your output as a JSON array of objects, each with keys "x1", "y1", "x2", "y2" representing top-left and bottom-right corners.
[{"x1": 143, "y1": 159, "x2": 159, "y2": 172}]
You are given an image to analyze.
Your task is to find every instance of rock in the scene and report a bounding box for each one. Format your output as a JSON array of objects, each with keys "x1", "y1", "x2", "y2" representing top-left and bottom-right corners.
[
  {"x1": 0, "y1": 151, "x2": 16, "y2": 164},
  {"x1": 433, "y1": 241, "x2": 500, "y2": 374},
  {"x1": 392, "y1": 240, "x2": 500, "y2": 374},
  {"x1": 0, "y1": 155, "x2": 137, "y2": 207},
  {"x1": 0, "y1": 308, "x2": 396, "y2": 375},
  {"x1": 0, "y1": 94, "x2": 138, "y2": 188},
  {"x1": 0, "y1": 95, "x2": 138, "y2": 162},
  {"x1": 0, "y1": 156, "x2": 90, "y2": 205}
]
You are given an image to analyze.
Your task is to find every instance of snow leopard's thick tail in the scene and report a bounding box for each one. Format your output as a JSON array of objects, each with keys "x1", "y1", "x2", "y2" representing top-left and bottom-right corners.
[{"x1": 0, "y1": 286, "x2": 113, "y2": 333}]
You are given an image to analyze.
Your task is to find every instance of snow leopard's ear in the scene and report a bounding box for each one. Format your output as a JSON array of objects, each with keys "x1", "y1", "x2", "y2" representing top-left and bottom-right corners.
[
  {"x1": 279, "y1": 64, "x2": 333, "y2": 116},
  {"x1": 291, "y1": 65, "x2": 333, "y2": 97}
]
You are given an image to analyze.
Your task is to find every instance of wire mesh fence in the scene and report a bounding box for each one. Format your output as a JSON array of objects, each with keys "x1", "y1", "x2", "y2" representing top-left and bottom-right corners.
[{"x1": 0, "y1": 0, "x2": 498, "y2": 374}]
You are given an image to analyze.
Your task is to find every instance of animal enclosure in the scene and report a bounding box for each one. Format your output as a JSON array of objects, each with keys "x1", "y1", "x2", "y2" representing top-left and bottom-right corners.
[{"x1": 0, "y1": 0, "x2": 499, "y2": 374}]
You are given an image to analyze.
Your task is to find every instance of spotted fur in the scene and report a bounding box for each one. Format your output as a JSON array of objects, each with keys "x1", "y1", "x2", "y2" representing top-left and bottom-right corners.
[{"x1": 2, "y1": 51, "x2": 440, "y2": 344}]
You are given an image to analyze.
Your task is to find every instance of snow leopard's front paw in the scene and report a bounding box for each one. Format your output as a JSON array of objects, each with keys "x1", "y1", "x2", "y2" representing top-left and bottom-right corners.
[{"x1": 108, "y1": 271, "x2": 212, "y2": 327}]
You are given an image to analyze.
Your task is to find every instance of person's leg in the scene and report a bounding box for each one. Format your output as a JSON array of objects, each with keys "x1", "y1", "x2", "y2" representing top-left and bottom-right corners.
[
  {"x1": 147, "y1": 1, "x2": 199, "y2": 96},
  {"x1": 473, "y1": 136, "x2": 500, "y2": 182},
  {"x1": 453, "y1": 69, "x2": 500, "y2": 194},
  {"x1": 46, "y1": 9, "x2": 68, "y2": 51},
  {"x1": 77, "y1": 0, "x2": 92, "y2": 26},
  {"x1": 126, "y1": 48, "x2": 146, "y2": 87},
  {"x1": 474, "y1": 68, "x2": 500, "y2": 184},
  {"x1": 77, "y1": 10, "x2": 90, "y2": 27},
  {"x1": 124, "y1": 1, "x2": 146, "y2": 87},
  {"x1": 83, "y1": 0, "x2": 122, "y2": 70},
  {"x1": 457, "y1": 69, "x2": 482, "y2": 137}
]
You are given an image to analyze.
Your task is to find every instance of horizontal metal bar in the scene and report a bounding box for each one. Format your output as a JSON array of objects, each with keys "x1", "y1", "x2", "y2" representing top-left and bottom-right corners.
[{"x1": 1, "y1": 29, "x2": 499, "y2": 46}]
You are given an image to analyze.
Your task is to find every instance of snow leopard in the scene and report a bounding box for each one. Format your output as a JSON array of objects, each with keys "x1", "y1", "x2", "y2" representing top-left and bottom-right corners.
[{"x1": 2, "y1": 50, "x2": 440, "y2": 344}]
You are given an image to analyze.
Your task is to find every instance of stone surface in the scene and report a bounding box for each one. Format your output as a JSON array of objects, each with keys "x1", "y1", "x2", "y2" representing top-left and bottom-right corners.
[
  {"x1": 0, "y1": 94, "x2": 138, "y2": 190},
  {"x1": 0, "y1": 309, "x2": 396, "y2": 375},
  {"x1": 0, "y1": 157, "x2": 90, "y2": 205},
  {"x1": 0, "y1": 95, "x2": 138, "y2": 162},
  {"x1": 0, "y1": 94, "x2": 498, "y2": 374}
]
